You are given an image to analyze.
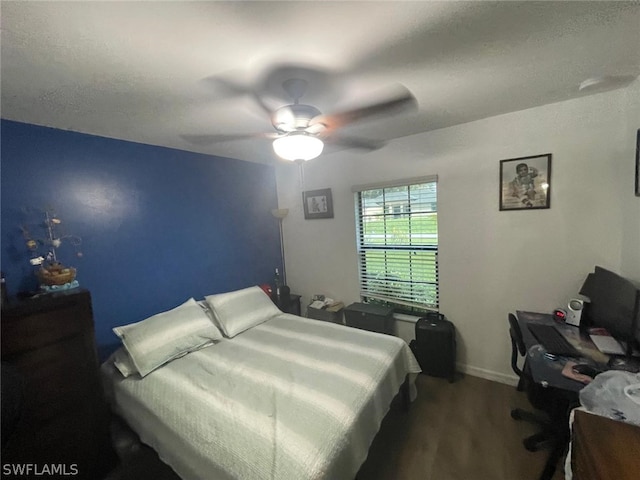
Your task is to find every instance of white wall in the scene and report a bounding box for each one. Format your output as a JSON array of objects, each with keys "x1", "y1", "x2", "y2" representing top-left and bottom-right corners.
[
  {"x1": 275, "y1": 81, "x2": 640, "y2": 385},
  {"x1": 621, "y1": 80, "x2": 640, "y2": 281}
]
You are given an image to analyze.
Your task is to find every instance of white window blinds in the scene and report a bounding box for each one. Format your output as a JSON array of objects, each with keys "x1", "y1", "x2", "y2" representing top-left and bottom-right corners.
[{"x1": 353, "y1": 176, "x2": 438, "y2": 310}]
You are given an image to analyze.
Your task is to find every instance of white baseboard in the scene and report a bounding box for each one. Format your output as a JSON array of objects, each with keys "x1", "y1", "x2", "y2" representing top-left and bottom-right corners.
[{"x1": 457, "y1": 363, "x2": 519, "y2": 387}]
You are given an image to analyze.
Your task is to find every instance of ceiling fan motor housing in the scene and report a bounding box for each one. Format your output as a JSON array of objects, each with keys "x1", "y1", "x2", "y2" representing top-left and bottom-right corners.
[{"x1": 272, "y1": 104, "x2": 322, "y2": 132}]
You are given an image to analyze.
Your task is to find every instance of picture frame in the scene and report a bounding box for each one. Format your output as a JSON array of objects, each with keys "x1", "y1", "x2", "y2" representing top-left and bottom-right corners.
[
  {"x1": 302, "y1": 188, "x2": 333, "y2": 219},
  {"x1": 635, "y1": 129, "x2": 639, "y2": 197},
  {"x1": 499, "y1": 153, "x2": 551, "y2": 211}
]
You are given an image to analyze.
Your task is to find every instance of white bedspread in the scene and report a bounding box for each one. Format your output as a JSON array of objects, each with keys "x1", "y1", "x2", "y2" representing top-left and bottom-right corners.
[{"x1": 102, "y1": 313, "x2": 421, "y2": 480}]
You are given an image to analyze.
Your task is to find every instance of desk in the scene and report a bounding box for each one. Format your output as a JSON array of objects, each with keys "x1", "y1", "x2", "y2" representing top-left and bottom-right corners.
[
  {"x1": 516, "y1": 311, "x2": 608, "y2": 392},
  {"x1": 517, "y1": 311, "x2": 640, "y2": 480}
]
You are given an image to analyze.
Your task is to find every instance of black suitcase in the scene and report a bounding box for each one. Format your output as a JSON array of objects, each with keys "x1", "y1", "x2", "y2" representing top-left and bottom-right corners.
[{"x1": 410, "y1": 312, "x2": 456, "y2": 382}]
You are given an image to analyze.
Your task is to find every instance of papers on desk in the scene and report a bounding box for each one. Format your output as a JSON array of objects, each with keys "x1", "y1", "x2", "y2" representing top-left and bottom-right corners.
[{"x1": 588, "y1": 328, "x2": 626, "y2": 355}]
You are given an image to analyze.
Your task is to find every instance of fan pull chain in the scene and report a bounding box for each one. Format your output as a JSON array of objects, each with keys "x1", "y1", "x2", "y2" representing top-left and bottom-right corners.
[{"x1": 296, "y1": 159, "x2": 305, "y2": 191}]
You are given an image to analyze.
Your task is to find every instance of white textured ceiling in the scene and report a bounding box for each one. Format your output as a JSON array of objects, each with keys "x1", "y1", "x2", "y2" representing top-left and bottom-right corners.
[{"x1": 2, "y1": 1, "x2": 639, "y2": 165}]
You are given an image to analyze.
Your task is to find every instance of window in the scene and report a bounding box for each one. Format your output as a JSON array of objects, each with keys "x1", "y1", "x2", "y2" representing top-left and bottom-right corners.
[{"x1": 353, "y1": 176, "x2": 438, "y2": 312}]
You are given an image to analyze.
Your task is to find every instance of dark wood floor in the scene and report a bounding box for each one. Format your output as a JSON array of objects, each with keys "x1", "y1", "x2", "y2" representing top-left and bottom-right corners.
[
  {"x1": 107, "y1": 373, "x2": 565, "y2": 480},
  {"x1": 357, "y1": 373, "x2": 565, "y2": 480}
]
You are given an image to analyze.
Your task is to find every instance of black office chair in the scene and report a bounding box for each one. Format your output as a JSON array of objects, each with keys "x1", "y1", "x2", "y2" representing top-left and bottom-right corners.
[
  {"x1": 508, "y1": 313, "x2": 557, "y2": 452},
  {"x1": 509, "y1": 313, "x2": 579, "y2": 480}
]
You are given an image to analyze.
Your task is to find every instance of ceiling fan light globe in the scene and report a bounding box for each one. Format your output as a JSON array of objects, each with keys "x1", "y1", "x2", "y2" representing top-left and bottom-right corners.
[{"x1": 273, "y1": 133, "x2": 324, "y2": 161}]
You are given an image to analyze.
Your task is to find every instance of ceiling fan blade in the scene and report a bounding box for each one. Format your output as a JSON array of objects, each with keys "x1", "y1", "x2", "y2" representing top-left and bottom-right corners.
[
  {"x1": 304, "y1": 122, "x2": 328, "y2": 136},
  {"x1": 324, "y1": 135, "x2": 386, "y2": 151},
  {"x1": 260, "y1": 63, "x2": 339, "y2": 105},
  {"x1": 201, "y1": 75, "x2": 251, "y2": 97},
  {"x1": 201, "y1": 75, "x2": 274, "y2": 116},
  {"x1": 180, "y1": 132, "x2": 277, "y2": 146},
  {"x1": 313, "y1": 85, "x2": 417, "y2": 131}
]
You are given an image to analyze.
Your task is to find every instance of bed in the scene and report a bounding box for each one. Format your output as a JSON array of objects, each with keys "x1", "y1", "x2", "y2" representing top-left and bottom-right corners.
[{"x1": 101, "y1": 287, "x2": 421, "y2": 480}]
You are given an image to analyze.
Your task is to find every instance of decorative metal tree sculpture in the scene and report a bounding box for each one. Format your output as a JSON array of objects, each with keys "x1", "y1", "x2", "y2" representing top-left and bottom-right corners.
[{"x1": 20, "y1": 208, "x2": 82, "y2": 288}]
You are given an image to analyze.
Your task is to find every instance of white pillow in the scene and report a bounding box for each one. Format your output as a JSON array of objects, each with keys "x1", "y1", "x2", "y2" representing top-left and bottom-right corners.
[
  {"x1": 205, "y1": 286, "x2": 281, "y2": 338},
  {"x1": 112, "y1": 348, "x2": 138, "y2": 378},
  {"x1": 113, "y1": 298, "x2": 223, "y2": 377},
  {"x1": 197, "y1": 299, "x2": 218, "y2": 323}
]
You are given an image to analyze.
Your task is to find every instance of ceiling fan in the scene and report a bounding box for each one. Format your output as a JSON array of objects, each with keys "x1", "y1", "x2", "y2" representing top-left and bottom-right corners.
[{"x1": 181, "y1": 64, "x2": 417, "y2": 161}]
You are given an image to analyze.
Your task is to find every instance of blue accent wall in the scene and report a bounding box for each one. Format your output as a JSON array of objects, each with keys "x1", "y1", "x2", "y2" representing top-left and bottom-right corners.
[{"x1": 1, "y1": 120, "x2": 282, "y2": 356}]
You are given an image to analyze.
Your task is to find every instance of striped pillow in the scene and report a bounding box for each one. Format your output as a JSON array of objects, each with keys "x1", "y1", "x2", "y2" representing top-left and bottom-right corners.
[
  {"x1": 205, "y1": 286, "x2": 281, "y2": 338},
  {"x1": 113, "y1": 298, "x2": 223, "y2": 377}
]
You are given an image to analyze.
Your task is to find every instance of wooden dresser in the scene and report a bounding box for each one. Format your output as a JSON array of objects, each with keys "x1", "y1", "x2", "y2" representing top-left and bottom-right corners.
[
  {"x1": 1, "y1": 289, "x2": 116, "y2": 479},
  {"x1": 571, "y1": 409, "x2": 640, "y2": 480}
]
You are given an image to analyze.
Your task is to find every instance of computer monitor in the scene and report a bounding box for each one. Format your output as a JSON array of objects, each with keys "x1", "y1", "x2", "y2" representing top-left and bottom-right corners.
[{"x1": 579, "y1": 266, "x2": 640, "y2": 357}]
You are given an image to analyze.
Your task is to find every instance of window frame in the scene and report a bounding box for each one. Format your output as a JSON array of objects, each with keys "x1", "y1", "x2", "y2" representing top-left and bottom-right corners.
[{"x1": 352, "y1": 176, "x2": 439, "y2": 313}]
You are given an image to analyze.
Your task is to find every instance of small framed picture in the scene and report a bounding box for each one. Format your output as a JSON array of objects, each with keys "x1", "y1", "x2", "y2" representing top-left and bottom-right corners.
[
  {"x1": 302, "y1": 188, "x2": 333, "y2": 219},
  {"x1": 635, "y1": 129, "x2": 639, "y2": 197},
  {"x1": 500, "y1": 154, "x2": 551, "y2": 211}
]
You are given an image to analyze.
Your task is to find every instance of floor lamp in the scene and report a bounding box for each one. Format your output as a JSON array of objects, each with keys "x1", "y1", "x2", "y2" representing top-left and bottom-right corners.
[{"x1": 271, "y1": 208, "x2": 289, "y2": 286}]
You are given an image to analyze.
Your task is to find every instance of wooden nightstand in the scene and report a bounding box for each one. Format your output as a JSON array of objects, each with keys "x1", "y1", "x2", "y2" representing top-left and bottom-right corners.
[{"x1": 306, "y1": 305, "x2": 344, "y2": 324}]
